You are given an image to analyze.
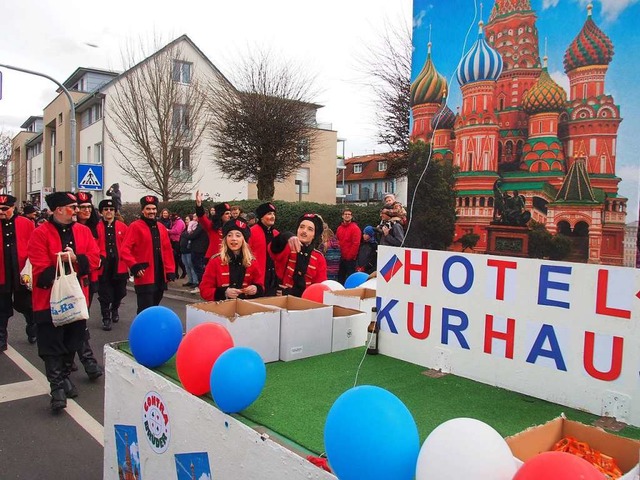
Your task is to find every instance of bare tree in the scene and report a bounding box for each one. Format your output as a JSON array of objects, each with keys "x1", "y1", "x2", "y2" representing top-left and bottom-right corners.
[
  {"x1": 208, "y1": 50, "x2": 320, "y2": 200},
  {"x1": 360, "y1": 18, "x2": 412, "y2": 178},
  {"x1": 106, "y1": 39, "x2": 209, "y2": 201},
  {"x1": 0, "y1": 130, "x2": 12, "y2": 192}
]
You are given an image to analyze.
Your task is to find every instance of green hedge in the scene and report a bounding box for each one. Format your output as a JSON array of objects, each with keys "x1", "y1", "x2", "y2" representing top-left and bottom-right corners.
[{"x1": 119, "y1": 200, "x2": 384, "y2": 233}]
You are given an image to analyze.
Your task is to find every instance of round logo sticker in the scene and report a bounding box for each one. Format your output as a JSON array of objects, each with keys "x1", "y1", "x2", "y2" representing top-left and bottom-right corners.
[{"x1": 142, "y1": 391, "x2": 170, "y2": 454}]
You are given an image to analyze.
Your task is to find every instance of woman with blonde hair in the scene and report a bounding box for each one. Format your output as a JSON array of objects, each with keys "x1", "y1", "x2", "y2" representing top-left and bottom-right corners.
[
  {"x1": 319, "y1": 224, "x2": 341, "y2": 282},
  {"x1": 199, "y1": 219, "x2": 264, "y2": 301}
]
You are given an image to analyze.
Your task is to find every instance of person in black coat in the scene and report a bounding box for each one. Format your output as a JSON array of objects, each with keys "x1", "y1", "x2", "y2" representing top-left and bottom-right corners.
[
  {"x1": 356, "y1": 225, "x2": 378, "y2": 274},
  {"x1": 185, "y1": 219, "x2": 209, "y2": 289}
]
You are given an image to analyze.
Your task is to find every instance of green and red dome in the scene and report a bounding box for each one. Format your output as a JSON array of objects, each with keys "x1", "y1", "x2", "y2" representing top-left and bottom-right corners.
[
  {"x1": 411, "y1": 42, "x2": 447, "y2": 106},
  {"x1": 563, "y1": 4, "x2": 614, "y2": 73}
]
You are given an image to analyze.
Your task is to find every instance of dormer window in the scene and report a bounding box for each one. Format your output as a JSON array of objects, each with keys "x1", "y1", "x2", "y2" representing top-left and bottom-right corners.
[
  {"x1": 377, "y1": 161, "x2": 387, "y2": 172},
  {"x1": 353, "y1": 163, "x2": 363, "y2": 173}
]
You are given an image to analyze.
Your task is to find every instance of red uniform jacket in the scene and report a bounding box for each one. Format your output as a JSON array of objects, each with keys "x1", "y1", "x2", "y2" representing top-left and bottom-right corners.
[
  {"x1": 120, "y1": 219, "x2": 175, "y2": 286},
  {"x1": 0, "y1": 215, "x2": 35, "y2": 286},
  {"x1": 196, "y1": 212, "x2": 223, "y2": 259},
  {"x1": 199, "y1": 254, "x2": 264, "y2": 301},
  {"x1": 336, "y1": 221, "x2": 361, "y2": 261},
  {"x1": 96, "y1": 219, "x2": 129, "y2": 276},
  {"x1": 28, "y1": 221, "x2": 100, "y2": 323},
  {"x1": 269, "y1": 243, "x2": 327, "y2": 292},
  {"x1": 248, "y1": 224, "x2": 279, "y2": 285}
]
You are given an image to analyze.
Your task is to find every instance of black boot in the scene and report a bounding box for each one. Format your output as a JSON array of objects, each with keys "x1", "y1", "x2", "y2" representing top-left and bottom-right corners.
[
  {"x1": 43, "y1": 356, "x2": 67, "y2": 412},
  {"x1": 25, "y1": 315, "x2": 37, "y2": 344},
  {"x1": 111, "y1": 305, "x2": 120, "y2": 324},
  {"x1": 101, "y1": 305, "x2": 112, "y2": 331},
  {"x1": 79, "y1": 330, "x2": 103, "y2": 380},
  {"x1": 0, "y1": 316, "x2": 9, "y2": 352},
  {"x1": 62, "y1": 378, "x2": 78, "y2": 398}
]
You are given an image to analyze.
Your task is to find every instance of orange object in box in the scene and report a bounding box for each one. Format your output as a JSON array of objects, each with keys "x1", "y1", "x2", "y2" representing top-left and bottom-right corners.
[
  {"x1": 506, "y1": 416, "x2": 640, "y2": 480},
  {"x1": 553, "y1": 435, "x2": 623, "y2": 479}
]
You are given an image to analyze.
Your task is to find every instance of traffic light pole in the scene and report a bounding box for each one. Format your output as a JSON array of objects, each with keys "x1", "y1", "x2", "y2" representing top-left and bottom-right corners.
[{"x1": 0, "y1": 63, "x2": 77, "y2": 192}]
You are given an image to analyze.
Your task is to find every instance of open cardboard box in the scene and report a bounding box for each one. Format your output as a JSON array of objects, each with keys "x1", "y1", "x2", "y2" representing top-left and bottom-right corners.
[
  {"x1": 331, "y1": 305, "x2": 369, "y2": 352},
  {"x1": 506, "y1": 416, "x2": 640, "y2": 479},
  {"x1": 186, "y1": 299, "x2": 281, "y2": 363},
  {"x1": 247, "y1": 296, "x2": 333, "y2": 361},
  {"x1": 323, "y1": 287, "x2": 376, "y2": 314}
]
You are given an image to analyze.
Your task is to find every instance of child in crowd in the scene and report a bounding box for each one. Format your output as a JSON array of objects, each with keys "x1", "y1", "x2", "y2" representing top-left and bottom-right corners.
[{"x1": 356, "y1": 225, "x2": 378, "y2": 274}]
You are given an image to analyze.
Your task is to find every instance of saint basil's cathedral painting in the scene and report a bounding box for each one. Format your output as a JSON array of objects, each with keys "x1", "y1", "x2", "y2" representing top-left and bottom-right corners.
[{"x1": 410, "y1": 0, "x2": 638, "y2": 266}]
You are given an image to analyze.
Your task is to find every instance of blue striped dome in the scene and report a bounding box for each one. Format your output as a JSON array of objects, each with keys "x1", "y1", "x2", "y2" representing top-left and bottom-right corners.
[{"x1": 457, "y1": 21, "x2": 503, "y2": 85}]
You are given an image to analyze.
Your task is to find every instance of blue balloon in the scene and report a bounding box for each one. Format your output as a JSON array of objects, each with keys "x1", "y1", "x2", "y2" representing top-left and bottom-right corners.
[
  {"x1": 324, "y1": 385, "x2": 419, "y2": 480},
  {"x1": 129, "y1": 306, "x2": 183, "y2": 368},
  {"x1": 210, "y1": 347, "x2": 266, "y2": 414},
  {"x1": 344, "y1": 271, "x2": 369, "y2": 289}
]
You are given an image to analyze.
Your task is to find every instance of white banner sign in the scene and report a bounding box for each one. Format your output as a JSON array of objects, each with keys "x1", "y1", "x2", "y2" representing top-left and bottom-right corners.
[{"x1": 376, "y1": 246, "x2": 640, "y2": 426}]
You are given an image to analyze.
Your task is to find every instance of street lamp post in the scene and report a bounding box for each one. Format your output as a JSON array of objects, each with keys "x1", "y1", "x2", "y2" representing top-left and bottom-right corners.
[{"x1": 0, "y1": 63, "x2": 77, "y2": 192}]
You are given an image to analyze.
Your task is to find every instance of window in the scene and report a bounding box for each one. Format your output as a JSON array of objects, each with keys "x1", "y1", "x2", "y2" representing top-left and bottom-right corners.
[
  {"x1": 82, "y1": 103, "x2": 104, "y2": 128},
  {"x1": 58, "y1": 151, "x2": 63, "y2": 164},
  {"x1": 295, "y1": 167, "x2": 310, "y2": 194},
  {"x1": 51, "y1": 131, "x2": 56, "y2": 146},
  {"x1": 58, "y1": 113, "x2": 63, "y2": 125},
  {"x1": 94, "y1": 143, "x2": 103, "y2": 164},
  {"x1": 86, "y1": 146, "x2": 92, "y2": 162},
  {"x1": 173, "y1": 61, "x2": 192, "y2": 84},
  {"x1": 297, "y1": 139, "x2": 310, "y2": 162},
  {"x1": 377, "y1": 161, "x2": 387, "y2": 172},
  {"x1": 172, "y1": 104, "x2": 190, "y2": 136},
  {"x1": 172, "y1": 147, "x2": 191, "y2": 173},
  {"x1": 353, "y1": 163, "x2": 363, "y2": 173}
]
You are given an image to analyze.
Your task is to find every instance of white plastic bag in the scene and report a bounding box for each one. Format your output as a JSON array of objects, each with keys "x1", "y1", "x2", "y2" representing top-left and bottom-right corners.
[
  {"x1": 20, "y1": 258, "x2": 33, "y2": 291},
  {"x1": 50, "y1": 253, "x2": 89, "y2": 327}
]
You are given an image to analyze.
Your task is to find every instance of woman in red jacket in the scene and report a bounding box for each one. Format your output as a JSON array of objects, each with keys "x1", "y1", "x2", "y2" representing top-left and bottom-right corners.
[
  {"x1": 199, "y1": 219, "x2": 264, "y2": 301},
  {"x1": 269, "y1": 213, "x2": 327, "y2": 297}
]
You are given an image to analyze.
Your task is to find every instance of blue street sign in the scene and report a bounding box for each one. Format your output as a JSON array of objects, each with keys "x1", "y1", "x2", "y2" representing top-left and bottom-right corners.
[{"x1": 77, "y1": 163, "x2": 103, "y2": 190}]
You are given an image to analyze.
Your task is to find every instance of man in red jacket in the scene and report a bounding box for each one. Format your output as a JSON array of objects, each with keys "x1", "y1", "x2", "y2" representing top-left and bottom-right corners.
[
  {"x1": 0, "y1": 194, "x2": 36, "y2": 352},
  {"x1": 120, "y1": 195, "x2": 176, "y2": 313},
  {"x1": 248, "y1": 202, "x2": 279, "y2": 296},
  {"x1": 96, "y1": 199, "x2": 128, "y2": 331},
  {"x1": 28, "y1": 192, "x2": 100, "y2": 412},
  {"x1": 335, "y1": 208, "x2": 361, "y2": 285}
]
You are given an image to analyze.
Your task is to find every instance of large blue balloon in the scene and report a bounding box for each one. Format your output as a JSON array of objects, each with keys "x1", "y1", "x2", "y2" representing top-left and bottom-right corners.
[
  {"x1": 324, "y1": 385, "x2": 420, "y2": 480},
  {"x1": 344, "y1": 271, "x2": 369, "y2": 289},
  {"x1": 129, "y1": 306, "x2": 183, "y2": 368},
  {"x1": 210, "y1": 347, "x2": 266, "y2": 413}
]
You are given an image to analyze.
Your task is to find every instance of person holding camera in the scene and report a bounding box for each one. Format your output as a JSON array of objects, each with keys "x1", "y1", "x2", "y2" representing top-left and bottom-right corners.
[{"x1": 377, "y1": 209, "x2": 404, "y2": 247}]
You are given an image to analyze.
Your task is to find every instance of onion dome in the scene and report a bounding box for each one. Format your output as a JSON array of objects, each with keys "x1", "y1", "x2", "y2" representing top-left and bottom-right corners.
[
  {"x1": 431, "y1": 104, "x2": 456, "y2": 130},
  {"x1": 523, "y1": 57, "x2": 567, "y2": 114},
  {"x1": 563, "y1": 4, "x2": 614, "y2": 73},
  {"x1": 411, "y1": 42, "x2": 447, "y2": 107},
  {"x1": 457, "y1": 21, "x2": 504, "y2": 85},
  {"x1": 489, "y1": 0, "x2": 533, "y2": 21}
]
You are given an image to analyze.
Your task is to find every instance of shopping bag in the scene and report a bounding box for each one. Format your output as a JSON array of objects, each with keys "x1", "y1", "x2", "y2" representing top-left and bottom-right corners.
[
  {"x1": 20, "y1": 258, "x2": 33, "y2": 291},
  {"x1": 50, "y1": 253, "x2": 89, "y2": 327}
]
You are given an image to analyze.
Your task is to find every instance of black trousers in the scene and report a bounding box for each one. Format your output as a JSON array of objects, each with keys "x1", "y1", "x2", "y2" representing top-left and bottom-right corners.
[
  {"x1": 136, "y1": 290, "x2": 164, "y2": 314},
  {"x1": 37, "y1": 320, "x2": 86, "y2": 357},
  {"x1": 0, "y1": 288, "x2": 36, "y2": 343},
  {"x1": 191, "y1": 252, "x2": 205, "y2": 282},
  {"x1": 98, "y1": 277, "x2": 127, "y2": 313},
  {"x1": 338, "y1": 259, "x2": 357, "y2": 285}
]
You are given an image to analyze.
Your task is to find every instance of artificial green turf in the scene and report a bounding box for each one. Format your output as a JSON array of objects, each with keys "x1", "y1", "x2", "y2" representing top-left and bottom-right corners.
[{"x1": 118, "y1": 344, "x2": 640, "y2": 455}]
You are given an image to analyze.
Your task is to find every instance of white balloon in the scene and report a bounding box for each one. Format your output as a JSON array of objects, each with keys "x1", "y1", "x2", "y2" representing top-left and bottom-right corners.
[
  {"x1": 359, "y1": 278, "x2": 377, "y2": 290},
  {"x1": 321, "y1": 280, "x2": 345, "y2": 291},
  {"x1": 415, "y1": 418, "x2": 517, "y2": 480}
]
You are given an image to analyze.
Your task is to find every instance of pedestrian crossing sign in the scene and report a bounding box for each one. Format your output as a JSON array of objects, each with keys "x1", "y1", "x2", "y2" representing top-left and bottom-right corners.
[{"x1": 77, "y1": 164, "x2": 103, "y2": 190}]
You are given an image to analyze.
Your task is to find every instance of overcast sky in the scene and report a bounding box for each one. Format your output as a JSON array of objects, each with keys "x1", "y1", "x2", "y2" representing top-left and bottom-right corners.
[{"x1": 0, "y1": 0, "x2": 411, "y2": 158}]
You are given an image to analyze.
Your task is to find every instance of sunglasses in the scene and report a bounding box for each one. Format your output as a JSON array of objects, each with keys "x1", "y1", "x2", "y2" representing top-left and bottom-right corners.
[
  {"x1": 0, "y1": 206, "x2": 13, "y2": 211},
  {"x1": 102, "y1": 207, "x2": 116, "y2": 211},
  {"x1": 64, "y1": 205, "x2": 79, "y2": 210},
  {"x1": 78, "y1": 205, "x2": 92, "y2": 210}
]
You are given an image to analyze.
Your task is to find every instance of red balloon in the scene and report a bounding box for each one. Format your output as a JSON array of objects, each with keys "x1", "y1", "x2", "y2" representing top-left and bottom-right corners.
[
  {"x1": 301, "y1": 283, "x2": 331, "y2": 303},
  {"x1": 176, "y1": 323, "x2": 234, "y2": 396},
  {"x1": 513, "y1": 452, "x2": 603, "y2": 480}
]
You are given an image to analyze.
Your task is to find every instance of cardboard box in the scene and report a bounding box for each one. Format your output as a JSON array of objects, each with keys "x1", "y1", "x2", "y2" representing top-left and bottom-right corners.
[
  {"x1": 331, "y1": 306, "x2": 369, "y2": 352},
  {"x1": 186, "y1": 299, "x2": 281, "y2": 363},
  {"x1": 323, "y1": 287, "x2": 377, "y2": 314},
  {"x1": 506, "y1": 416, "x2": 640, "y2": 479},
  {"x1": 248, "y1": 296, "x2": 333, "y2": 362}
]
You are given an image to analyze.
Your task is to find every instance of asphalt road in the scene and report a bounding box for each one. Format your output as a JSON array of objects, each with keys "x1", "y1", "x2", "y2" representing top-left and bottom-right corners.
[{"x1": 0, "y1": 284, "x2": 196, "y2": 479}]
